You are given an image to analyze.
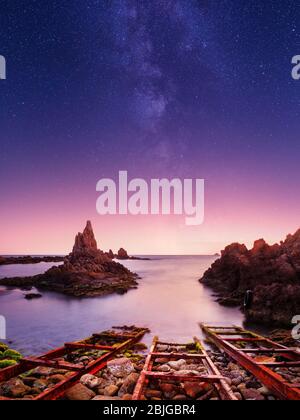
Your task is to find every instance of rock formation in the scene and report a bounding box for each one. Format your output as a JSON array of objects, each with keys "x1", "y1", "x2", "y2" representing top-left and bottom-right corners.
[
  {"x1": 200, "y1": 229, "x2": 300, "y2": 327},
  {"x1": 0, "y1": 221, "x2": 139, "y2": 297},
  {"x1": 107, "y1": 249, "x2": 115, "y2": 259},
  {"x1": 117, "y1": 248, "x2": 129, "y2": 260}
]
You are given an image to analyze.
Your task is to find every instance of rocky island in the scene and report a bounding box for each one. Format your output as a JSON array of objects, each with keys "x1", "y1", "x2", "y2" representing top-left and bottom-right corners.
[
  {"x1": 200, "y1": 228, "x2": 300, "y2": 327},
  {"x1": 0, "y1": 221, "x2": 139, "y2": 297}
]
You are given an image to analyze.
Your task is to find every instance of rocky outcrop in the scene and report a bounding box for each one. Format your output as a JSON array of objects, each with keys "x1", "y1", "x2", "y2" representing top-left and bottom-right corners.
[
  {"x1": 115, "y1": 248, "x2": 150, "y2": 261},
  {"x1": 107, "y1": 249, "x2": 115, "y2": 259},
  {"x1": 117, "y1": 248, "x2": 129, "y2": 260},
  {"x1": 0, "y1": 221, "x2": 139, "y2": 297},
  {"x1": 200, "y1": 229, "x2": 300, "y2": 327}
]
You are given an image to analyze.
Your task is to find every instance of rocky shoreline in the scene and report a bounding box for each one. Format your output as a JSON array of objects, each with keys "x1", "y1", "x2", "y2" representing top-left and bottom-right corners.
[
  {"x1": 0, "y1": 221, "x2": 139, "y2": 298},
  {"x1": 0, "y1": 256, "x2": 65, "y2": 266},
  {"x1": 200, "y1": 228, "x2": 300, "y2": 327}
]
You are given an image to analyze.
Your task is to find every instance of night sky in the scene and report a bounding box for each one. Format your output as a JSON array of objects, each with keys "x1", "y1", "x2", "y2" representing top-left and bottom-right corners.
[{"x1": 0, "y1": 1, "x2": 300, "y2": 254}]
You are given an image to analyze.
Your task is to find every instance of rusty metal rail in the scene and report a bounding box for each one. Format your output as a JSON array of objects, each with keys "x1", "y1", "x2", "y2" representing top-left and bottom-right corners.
[
  {"x1": 132, "y1": 336, "x2": 237, "y2": 400},
  {"x1": 201, "y1": 324, "x2": 300, "y2": 400},
  {"x1": 0, "y1": 326, "x2": 149, "y2": 401}
]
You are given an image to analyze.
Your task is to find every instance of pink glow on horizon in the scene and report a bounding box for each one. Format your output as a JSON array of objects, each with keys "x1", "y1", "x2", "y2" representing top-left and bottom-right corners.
[{"x1": 1, "y1": 182, "x2": 300, "y2": 255}]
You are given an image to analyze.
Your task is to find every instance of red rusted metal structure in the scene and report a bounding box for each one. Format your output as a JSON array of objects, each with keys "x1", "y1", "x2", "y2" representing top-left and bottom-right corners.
[
  {"x1": 132, "y1": 336, "x2": 237, "y2": 400},
  {"x1": 0, "y1": 326, "x2": 149, "y2": 400},
  {"x1": 201, "y1": 324, "x2": 300, "y2": 400}
]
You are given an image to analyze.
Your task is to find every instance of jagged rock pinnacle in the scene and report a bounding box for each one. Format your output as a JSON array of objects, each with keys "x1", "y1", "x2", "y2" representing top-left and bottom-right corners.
[{"x1": 72, "y1": 221, "x2": 98, "y2": 256}]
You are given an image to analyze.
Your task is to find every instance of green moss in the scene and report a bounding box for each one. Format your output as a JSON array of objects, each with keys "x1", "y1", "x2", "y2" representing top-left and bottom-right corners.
[
  {"x1": 0, "y1": 342, "x2": 8, "y2": 352},
  {"x1": 2, "y1": 349, "x2": 22, "y2": 361},
  {"x1": 0, "y1": 359, "x2": 17, "y2": 368}
]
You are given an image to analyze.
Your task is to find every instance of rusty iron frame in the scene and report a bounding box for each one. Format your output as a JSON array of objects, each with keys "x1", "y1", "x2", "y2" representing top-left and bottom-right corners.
[
  {"x1": 132, "y1": 336, "x2": 237, "y2": 400},
  {"x1": 201, "y1": 324, "x2": 300, "y2": 400},
  {"x1": 0, "y1": 327, "x2": 149, "y2": 401}
]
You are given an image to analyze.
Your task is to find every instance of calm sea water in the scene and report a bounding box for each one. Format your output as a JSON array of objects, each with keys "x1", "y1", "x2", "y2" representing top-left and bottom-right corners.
[{"x1": 0, "y1": 256, "x2": 244, "y2": 356}]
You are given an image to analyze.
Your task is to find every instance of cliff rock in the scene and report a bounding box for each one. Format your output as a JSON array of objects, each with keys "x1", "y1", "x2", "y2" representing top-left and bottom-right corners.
[{"x1": 200, "y1": 229, "x2": 300, "y2": 327}]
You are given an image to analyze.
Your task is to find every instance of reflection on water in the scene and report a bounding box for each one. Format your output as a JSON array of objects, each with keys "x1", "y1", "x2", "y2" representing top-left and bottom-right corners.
[{"x1": 0, "y1": 256, "x2": 244, "y2": 356}]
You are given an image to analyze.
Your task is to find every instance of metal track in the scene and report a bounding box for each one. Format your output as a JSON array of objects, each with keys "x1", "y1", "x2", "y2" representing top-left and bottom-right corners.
[
  {"x1": 0, "y1": 326, "x2": 149, "y2": 400},
  {"x1": 201, "y1": 324, "x2": 300, "y2": 400},
  {"x1": 132, "y1": 336, "x2": 237, "y2": 400}
]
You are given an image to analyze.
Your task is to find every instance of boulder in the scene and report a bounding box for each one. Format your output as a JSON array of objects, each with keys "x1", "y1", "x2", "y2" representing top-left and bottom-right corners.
[
  {"x1": 118, "y1": 373, "x2": 139, "y2": 397},
  {"x1": 183, "y1": 382, "x2": 212, "y2": 399},
  {"x1": 104, "y1": 384, "x2": 119, "y2": 397},
  {"x1": 160, "y1": 383, "x2": 180, "y2": 399},
  {"x1": 0, "y1": 378, "x2": 31, "y2": 398},
  {"x1": 200, "y1": 228, "x2": 300, "y2": 327},
  {"x1": 117, "y1": 248, "x2": 129, "y2": 260},
  {"x1": 241, "y1": 388, "x2": 265, "y2": 401},
  {"x1": 65, "y1": 383, "x2": 96, "y2": 400},
  {"x1": 107, "y1": 358, "x2": 134, "y2": 378},
  {"x1": 80, "y1": 374, "x2": 101, "y2": 389},
  {"x1": 168, "y1": 359, "x2": 186, "y2": 371}
]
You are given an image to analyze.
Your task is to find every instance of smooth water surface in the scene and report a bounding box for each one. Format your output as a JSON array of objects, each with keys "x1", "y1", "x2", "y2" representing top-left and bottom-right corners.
[{"x1": 0, "y1": 256, "x2": 244, "y2": 355}]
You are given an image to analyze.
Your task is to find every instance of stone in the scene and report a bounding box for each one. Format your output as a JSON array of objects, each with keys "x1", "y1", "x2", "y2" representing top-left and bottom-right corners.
[
  {"x1": 48, "y1": 374, "x2": 66, "y2": 384},
  {"x1": 168, "y1": 359, "x2": 186, "y2": 371},
  {"x1": 32, "y1": 366, "x2": 54, "y2": 377},
  {"x1": 22, "y1": 377, "x2": 38, "y2": 387},
  {"x1": 118, "y1": 373, "x2": 139, "y2": 397},
  {"x1": 257, "y1": 386, "x2": 272, "y2": 397},
  {"x1": 173, "y1": 394, "x2": 188, "y2": 400},
  {"x1": 80, "y1": 374, "x2": 101, "y2": 389},
  {"x1": 160, "y1": 383, "x2": 180, "y2": 399},
  {"x1": 197, "y1": 390, "x2": 214, "y2": 400},
  {"x1": 65, "y1": 383, "x2": 96, "y2": 400},
  {"x1": 33, "y1": 379, "x2": 49, "y2": 391},
  {"x1": 241, "y1": 388, "x2": 265, "y2": 401},
  {"x1": 184, "y1": 382, "x2": 212, "y2": 399},
  {"x1": 234, "y1": 392, "x2": 243, "y2": 400},
  {"x1": 145, "y1": 389, "x2": 162, "y2": 399},
  {"x1": 1, "y1": 378, "x2": 31, "y2": 398},
  {"x1": 122, "y1": 394, "x2": 133, "y2": 400},
  {"x1": 107, "y1": 358, "x2": 134, "y2": 378},
  {"x1": 104, "y1": 384, "x2": 119, "y2": 397},
  {"x1": 231, "y1": 377, "x2": 243, "y2": 386},
  {"x1": 157, "y1": 364, "x2": 171, "y2": 372}
]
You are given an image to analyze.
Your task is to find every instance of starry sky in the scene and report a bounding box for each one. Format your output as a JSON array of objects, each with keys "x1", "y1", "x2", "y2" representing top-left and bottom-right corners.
[{"x1": 0, "y1": 0, "x2": 300, "y2": 255}]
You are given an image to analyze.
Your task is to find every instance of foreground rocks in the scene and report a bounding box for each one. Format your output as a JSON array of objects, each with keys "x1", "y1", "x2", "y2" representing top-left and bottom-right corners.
[
  {"x1": 200, "y1": 229, "x2": 300, "y2": 327},
  {"x1": 65, "y1": 348, "x2": 147, "y2": 401},
  {"x1": 0, "y1": 221, "x2": 139, "y2": 297},
  {"x1": 207, "y1": 347, "x2": 277, "y2": 400}
]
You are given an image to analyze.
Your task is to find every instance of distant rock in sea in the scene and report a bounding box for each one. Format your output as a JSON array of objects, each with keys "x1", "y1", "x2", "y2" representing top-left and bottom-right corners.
[
  {"x1": 199, "y1": 229, "x2": 300, "y2": 327},
  {"x1": 117, "y1": 248, "x2": 129, "y2": 260},
  {"x1": 115, "y1": 248, "x2": 150, "y2": 261},
  {"x1": 0, "y1": 221, "x2": 139, "y2": 298}
]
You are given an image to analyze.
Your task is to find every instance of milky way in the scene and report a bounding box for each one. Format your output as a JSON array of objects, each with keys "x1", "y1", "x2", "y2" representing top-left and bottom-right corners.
[{"x1": 0, "y1": 1, "x2": 300, "y2": 253}]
